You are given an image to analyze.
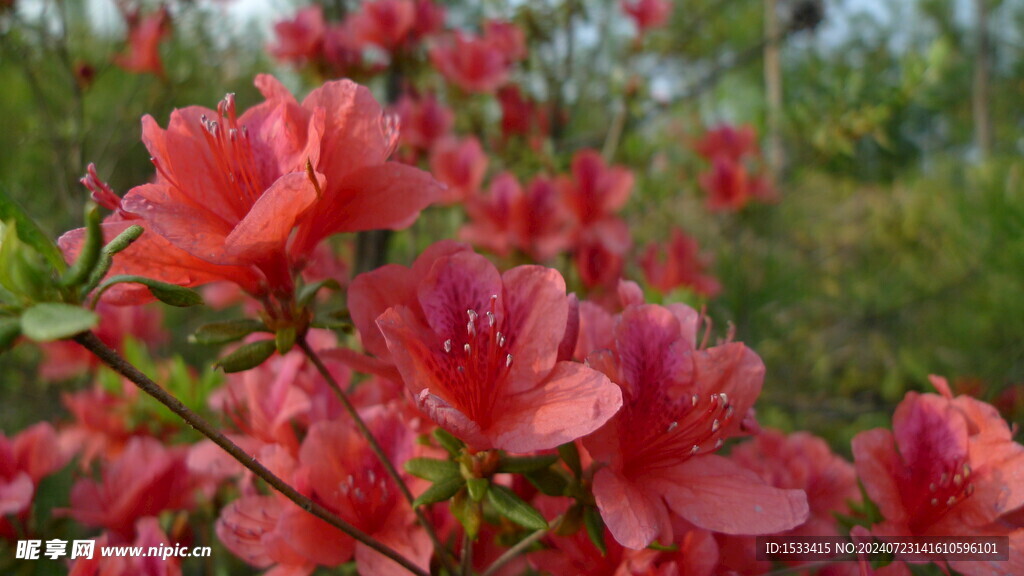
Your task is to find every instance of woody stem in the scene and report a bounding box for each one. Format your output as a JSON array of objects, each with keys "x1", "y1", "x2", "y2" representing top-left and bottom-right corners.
[
  {"x1": 74, "y1": 331, "x2": 428, "y2": 576},
  {"x1": 298, "y1": 337, "x2": 459, "y2": 575}
]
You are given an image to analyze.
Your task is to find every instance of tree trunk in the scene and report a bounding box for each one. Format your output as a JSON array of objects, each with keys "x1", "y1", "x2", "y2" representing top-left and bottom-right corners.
[
  {"x1": 764, "y1": 0, "x2": 784, "y2": 180},
  {"x1": 973, "y1": 0, "x2": 992, "y2": 159}
]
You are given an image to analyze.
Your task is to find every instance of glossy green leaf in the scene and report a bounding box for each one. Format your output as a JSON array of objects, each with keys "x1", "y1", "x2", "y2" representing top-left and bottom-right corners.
[
  {"x1": 498, "y1": 453, "x2": 559, "y2": 474},
  {"x1": 404, "y1": 458, "x2": 460, "y2": 482},
  {"x1": 466, "y1": 477, "x2": 489, "y2": 502},
  {"x1": 412, "y1": 476, "x2": 464, "y2": 508},
  {"x1": 20, "y1": 303, "x2": 98, "y2": 341},
  {"x1": 432, "y1": 427, "x2": 465, "y2": 456},
  {"x1": 584, "y1": 505, "x2": 607, "y2": 555},
  {"x1": 0, "y1": 188, "x2": 66, "y2": 272},
  {"x1": 485, "y1": 484, "x2": 547, "y2": 531},
  {"x1": 190, "y1": 319, "x2": 268, "y2": 345},
  {"x1": 95, "y1": 275, "x2": 203, "y2": 307},
  {"x1": 214, "y1": 339, "x2": 276, "y2": 373}
]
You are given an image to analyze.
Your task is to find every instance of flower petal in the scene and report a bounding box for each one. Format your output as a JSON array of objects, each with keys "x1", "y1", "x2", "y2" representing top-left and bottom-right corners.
[
  {"x1": 652, "y1": 455, "x2": 809, "y2": 535},
  {"x1": 500, "y1": 265, "x2": 567, "y2": 393},
  {"x1": 223, "y1": 171, "x2": 320, "y2": 264},
  {"x1": 593, "y1": 467, "x2": 672, "y2": 550},
  {"x1": 492, "y1": 361, "x2": 621, "y2": 453}
]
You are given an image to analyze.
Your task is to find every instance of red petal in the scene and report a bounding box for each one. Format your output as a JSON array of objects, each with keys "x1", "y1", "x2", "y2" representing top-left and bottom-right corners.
[{"x1": 593, "y1": 467, "x2": 672, "y2": 550}]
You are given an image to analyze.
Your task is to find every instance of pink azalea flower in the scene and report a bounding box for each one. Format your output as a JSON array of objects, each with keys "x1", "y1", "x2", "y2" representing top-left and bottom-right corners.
[
  {"x1": 70, "y1": 517, "x2": 182, "y2": 576},
  {"x1": 347, "y1": 0, "x2": 417, "y2": 51},
  {"x1": 483, "y1": 19, "x2": 527, "y2": 63},
  {"x1": 429, "y1": 31, "x2": 512, "y2": 93},
  {"x1": 114, "y1": 6, "x2": 170, "y2": 77},
  {"x1": 0, "y1": 423, "x2": 68, "y2": 537},
  {"x1": 583, "y1": 304, "x2": 809, "y2": 549},
  {"x1": 428, "y1": 135, "x2": 488, "y2": 204},
  {"x1": 62, "y1": 76, "x2": 440, "y2": 308},
  {"x1": 694, "y1": 124, "x2": 759, "y2": 162},
  {"x1": 574, "y1": 221, "x2": 630, "y2": 289},
  {"x1": 410, "y1": 0, "x2": 446, "y2": 40},
  {"x1": 268, "y1": 5, "x2": 326, "y2": 65},
  {"x1": 375, "y1": 248, "x2": 622, "y2": 452},
  {"x1": 460, "y1": 172, "x2": 522, "y2": 257},
  {"x1": 560, "y1": 149, "x2": 634, "y2": 229},
  {"x1": 852, "y1": 376, "x2": 1024, "y2": 575},
  {"x1": 497, "y1": 85, "x2": 549, "y2": 145},
  {"x1": 64, "y1": 436, "x2": 195, "y2": 540},
  {"x1": 640, "y1": 228, "x2": 721, "y2": 297},
  {"x1": 621, "y1": 0, "x2": 673, "y2": 35},
  {"x1": 511, "y1": 175, "x2": 575, "y2": 262},
  {"x1": 392, "y1": 92, "x2": 453, "y2": 154},
  {"x1": 719, "y1": 428, "x2": 860, "y2": 574},
  {"x1": 699, "y1": 155, "x2": 752, "y2": 212}
]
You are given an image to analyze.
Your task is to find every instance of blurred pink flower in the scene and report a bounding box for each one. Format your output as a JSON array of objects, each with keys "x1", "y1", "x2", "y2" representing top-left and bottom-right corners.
[
  {"x1": 0, "y1": 423, "x2": 68, "y2": 537},
  {"x1": 347, "y1": 0, "x2": 416, "y2": 51},
  {"x1": 429, "y1": 135, "x2": 488, "y2": 204},
  {"x1": 69, "y1": 517, "x2": 182, "y2": 576},
  {"x1": 429, "y1": 32, "x2": 512, "y2": 93},
  {"x1": 268, "y1": 5, "x2": 326, "y2": 64},
  {"x1": 640, "y1": 228, "x2": 721, "y2": 297},
  {"x1": 621, "y1": 0, "x2": 673, "y2": 34},
  {"x1": 114, "y1": 5, "x2": 170, "y2": 77},
  {"x1": 392, "y1": 92, "x2": 453, "y2": 154},
  {"x1": 694, "y1": 124, "x2": 758, "y2": 162}
]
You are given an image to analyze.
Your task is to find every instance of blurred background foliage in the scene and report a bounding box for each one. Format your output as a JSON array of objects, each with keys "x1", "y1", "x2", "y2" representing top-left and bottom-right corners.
[{"x1": 1, "y1": 0, "x2": 1022, "y2": 455}]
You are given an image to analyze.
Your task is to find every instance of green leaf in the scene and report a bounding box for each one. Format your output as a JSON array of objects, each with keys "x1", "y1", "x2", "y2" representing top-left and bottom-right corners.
[
  {"x1": 95, "y1": 275, "x2": 204, "y2": 307},
  {"x1": 59, "y1": 203, "x2": 102, "y2": 288},
  {"x1": 81, "y1": 224, "x2": 145, "y2": 297},
  {"x1": 466, "y1": 477, "x2": 489, "y2": 502},
  {"x1": 0, "y1": 316, "x2": 21, "y2": 352},
  {"x1": 523, "y1": 467, "x2": 569, "y2": 497},
  {"x1": 190, "y1": 319, "x2": 268, "y2": 345},
  {"x1": 584, "y1": 505, "x2": 607, "y2": 555},
  {"x1": 0, "y1": 187, "x2": 66, "y2": 272},
  {"x1": 297, "y1": 278, "x2": 341, "y2": 307},
  {"x1": 20, "y1": 303, "x2": 98, "y2": 341},
  {"x1": 413, "y1": 476, "x2": 465, "y2": 508},
  {"x1": 404, "y1": 457, "x2": 460, "y2": 482},
  {"x1": 498, "y1": 453, "x2": 559, "y2": 474},
  {"x1": 0, "y1": 222, "x2": 54, "y2": 300},
  {"x1": 485, "y1": 483, "x2": 547, "y2": 531},
  {"x1": 450, "y1": 490, "x2": 482, "y2": 539},
  {"x1": 432, "y1": 427, "x2": 465, "y2": 456},
  {"x1": 275, "y1": 326, "x2": 297, "y2": 354},
  {"x1": 558, "y1": 442, "x2": 582, "y2": 478},
  {"x1": 214, "y1": 339, "x2": 277, "y2": 373}
]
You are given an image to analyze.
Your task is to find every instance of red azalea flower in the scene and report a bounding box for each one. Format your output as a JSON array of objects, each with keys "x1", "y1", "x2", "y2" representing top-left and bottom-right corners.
[
  {"x1": 268, "y1": 5, "x2": 326, "y2": 64},
  {"x1": 62, "y1": 76, "x2": 439, "y2": 306},
  {"x1": 375, "y1": 249, "x2": 622, "y2": 452},
  {"x1": 392, "y1": 92, "x2": 453, "y2": 154},
  {"x1": 574, "y1": 221, "x2": 630, "y2": 289},
  {"x1": 429, "y1": 31, "x2": 512, "y2": 93},
  {"x1": 852, "y1": 376, "x2": 1024, "y2": 575},
  {"x1": 694, "y1": 124, "x2": 758, "y2": 162},
  {"x1": 621, "y1": 0, "x2": 673, "y2": 35},
  {"x1": 1, "y1": 423, "x2": 68, "y2": 537},
  {"x1": 583, "y1": 304, "x2": 808, "y2": 549},
  {"x1": 483, "y1": 19, "x2": 527, "y2": 63},
  {"x1": 64, "y1": 436, "x2": 194, "y2": 540},
  {"x1": 699, "y1": 155, "x2": 752, "y2": 212},
  {"x1": 347, "y1": 0, "x2": 417, "y2": 51},
  {"x1": 560, "y1": 149, "x2": 634, "y2": 229},
  {"x1": 70, "y1": 517, "x2": 182, "y2": 576},
  {"x1": 460, "y1": 172, "x2": 521, "y2": 257},
  {"x1": 641, "y1": 228, "x2": 721, "y2": 297},
  {"x1": 114, "y1": 5, "x2": 170, "y2": 77},
  {"x1": 429, "y1": 135, "x2": 489, "y2": 204}
]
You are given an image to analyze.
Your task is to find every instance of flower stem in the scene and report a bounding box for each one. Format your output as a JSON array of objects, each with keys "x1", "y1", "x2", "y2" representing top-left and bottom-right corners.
[
  {"x1": 298, "y1": 337, "x2": 459, "y2": 575},
  {"x1": 480, "y1": 515, "x2": 563, "y2": 576},
  {"x1": 74, "y1": 331, "x2": 428, "y2": 576}
]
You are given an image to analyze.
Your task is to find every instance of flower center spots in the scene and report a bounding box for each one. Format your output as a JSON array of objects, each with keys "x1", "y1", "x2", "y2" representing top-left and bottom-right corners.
[
  {"x1": 626, "y1": 391, "x2": 734, "y2": 473},
  {"x1": 438, "y1": 295, "x2": 513, "y2": 425},
  {"x1": 335, "y1": 467, "x2": 393, "y2": 533},
  {"x1": 907, "y1": 461, "x2": 974, "y2": 533}
]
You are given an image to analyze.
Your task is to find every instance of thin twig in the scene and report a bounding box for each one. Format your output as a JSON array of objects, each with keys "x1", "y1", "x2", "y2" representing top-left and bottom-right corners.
[
  {"x1": 481, "y1": 515, "x2": 563, "y2": 576},
  {"x1": 298, "y1": 337, "x2": 459, "y2": 575},
  {"x1": 74, "y1": 331, "x2": 428, "y2": 576}
]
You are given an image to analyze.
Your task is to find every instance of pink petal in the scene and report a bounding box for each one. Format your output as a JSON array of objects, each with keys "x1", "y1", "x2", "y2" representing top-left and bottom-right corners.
[
  {"x1": 500, "y1": 265, "x2": 567, "y2": 393},
  {"x1": 416, "y1": 389, "x2": 490, "y2": 449},
  {"x1": 593, "y1": 467, "x2": 672, "y2": 550},
  {"x1": 348, "y1": 264, "x2": 418, "y2": 359},
  {"x1": 223, "y1": 171, "x2": 320, "y2": 264},
  {"x1": 0, "y1": 473, "x2": 33, "y2": 516},
  {"x1": 615, "y1": 305, "x2": 692, "y2": 399},
  {"x1": 652, "y1": 455, "x2": 809, "y2": 535},
  {"x1": 492, "y1": 361, "x2": 621, "y2": 453},
  {"x1": 277, "y1": 505, "x2": 355, "y2": 567},
  {"x1": 852, "y1": 428, "x2": 908, "y2": 524},
  {"x1": 417, "y1": 251, "x2": 504, "y2": 342}
]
